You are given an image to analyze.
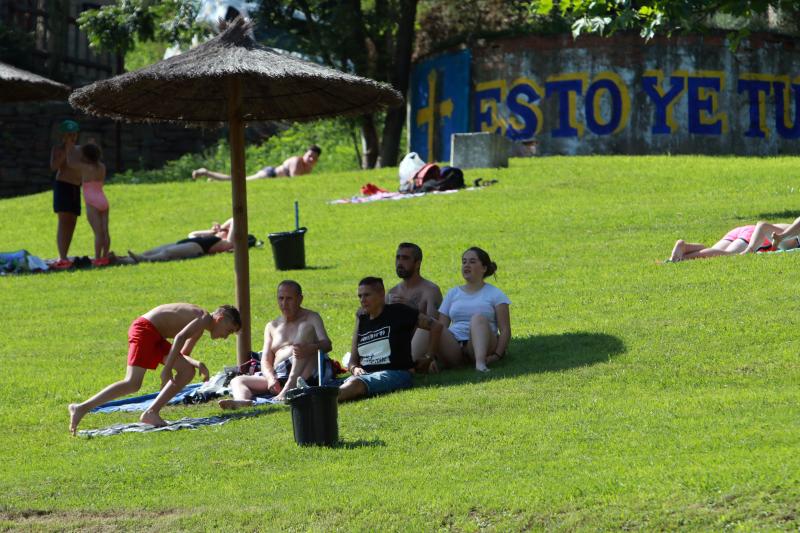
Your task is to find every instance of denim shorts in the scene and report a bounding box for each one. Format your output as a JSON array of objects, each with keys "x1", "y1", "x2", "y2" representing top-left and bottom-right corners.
[{"x1": 355, "y1": 369, "x2": 413, "y2": 396}]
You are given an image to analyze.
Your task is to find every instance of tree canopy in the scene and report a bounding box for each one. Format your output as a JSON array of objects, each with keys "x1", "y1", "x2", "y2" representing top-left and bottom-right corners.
[
  {"x1": 77, "y1": 0, "x2": 204, "y2": 56},
  {"x1": 528, "y1": 0, "x2": 799, "y2": 43}
]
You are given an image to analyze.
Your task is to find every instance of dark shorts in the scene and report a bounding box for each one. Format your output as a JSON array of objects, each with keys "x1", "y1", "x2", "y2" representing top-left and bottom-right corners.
[
  {"x1": 53, "y1": 180, "x2": 81, "y2": 216},
  {"x1": 175, "y1": 236, "x2": 221, "y2": 254},
  {"x1": 262, "y1": 166, "x2": 277, "y2": 177}
]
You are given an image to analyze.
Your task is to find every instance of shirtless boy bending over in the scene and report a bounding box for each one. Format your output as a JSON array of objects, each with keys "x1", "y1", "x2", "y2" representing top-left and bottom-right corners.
[
  {"x1": 220, "y1": 280, "x2": 332, "y2": 408},
  {"x1": 68, "y1": 303, "x2": 241, "y2": 434}
]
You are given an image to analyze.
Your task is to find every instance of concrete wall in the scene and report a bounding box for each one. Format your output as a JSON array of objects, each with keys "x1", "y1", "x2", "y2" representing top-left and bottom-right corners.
[
  {"x1": 0, "y1": 101, "x2": 219, "y2": 198},
  {"x1": 409, "y1": 32, "x2": 800, "y2": 159}
]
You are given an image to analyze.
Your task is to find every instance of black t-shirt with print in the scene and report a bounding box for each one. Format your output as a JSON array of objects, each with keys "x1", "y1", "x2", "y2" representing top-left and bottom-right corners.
[{"x1": 356, "y1": 303, "x2": 419, "y2": 372}]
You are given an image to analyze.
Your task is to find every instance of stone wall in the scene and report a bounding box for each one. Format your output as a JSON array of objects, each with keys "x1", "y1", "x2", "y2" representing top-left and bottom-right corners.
[
  {"x1": 0, "y1": 101, "x2": 220, "y2": 198},
  {"x1": 409, "y1": 32, "x2": 800, "y2": 159}
]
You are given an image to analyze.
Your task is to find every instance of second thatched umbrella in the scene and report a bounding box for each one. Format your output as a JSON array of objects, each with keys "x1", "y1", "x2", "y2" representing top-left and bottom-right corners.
[
  {"x1": 0, "y1": 61, "x2": 71, "y2": 102},
  {"x1": 70, "y1": 17, "x2": 402, "y2": 365}
]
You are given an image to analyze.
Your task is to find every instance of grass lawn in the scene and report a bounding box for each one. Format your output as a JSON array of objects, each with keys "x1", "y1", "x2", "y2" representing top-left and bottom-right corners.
[{"x1": 1, "y1": 155, "x2": 798, "y2": 530}]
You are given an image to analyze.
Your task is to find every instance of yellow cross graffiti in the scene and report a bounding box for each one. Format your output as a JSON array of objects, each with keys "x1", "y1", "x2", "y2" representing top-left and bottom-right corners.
[{"x1": 416, "y1": 69, "x2": 453, "y2": 161}]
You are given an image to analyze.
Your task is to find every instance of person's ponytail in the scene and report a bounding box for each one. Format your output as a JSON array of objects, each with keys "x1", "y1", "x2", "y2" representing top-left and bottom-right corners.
[{"x1": 465, "y1": 247, "x2": 497, "y2": 278}]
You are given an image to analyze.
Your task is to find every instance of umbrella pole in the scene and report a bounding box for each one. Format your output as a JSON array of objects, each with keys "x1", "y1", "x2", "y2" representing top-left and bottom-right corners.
[{"x1": 227, "y1": 78, "x2": 251, "y2": 366}]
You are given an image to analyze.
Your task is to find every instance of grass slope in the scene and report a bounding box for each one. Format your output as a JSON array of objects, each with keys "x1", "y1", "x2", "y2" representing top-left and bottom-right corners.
[{"x1": 1, "y1": 156, "x2": 798, "y2": 531}]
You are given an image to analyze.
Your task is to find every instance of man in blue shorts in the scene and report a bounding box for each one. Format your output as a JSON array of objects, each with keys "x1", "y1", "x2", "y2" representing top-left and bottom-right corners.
[{"x1": 338, "y1": 276, "x2": 442, "y2": 402}]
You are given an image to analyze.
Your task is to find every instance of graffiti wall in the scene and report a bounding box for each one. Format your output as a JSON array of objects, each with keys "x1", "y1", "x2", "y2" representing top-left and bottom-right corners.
[{"x1": 409, "y1": 33, "x2": 800, "y2": 157}]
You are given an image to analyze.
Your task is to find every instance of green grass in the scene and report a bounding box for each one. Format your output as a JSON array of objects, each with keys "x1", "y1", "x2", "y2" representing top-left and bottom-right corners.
[{"x1": 1, "y1": 156, "x2": 799, "y2": 531}]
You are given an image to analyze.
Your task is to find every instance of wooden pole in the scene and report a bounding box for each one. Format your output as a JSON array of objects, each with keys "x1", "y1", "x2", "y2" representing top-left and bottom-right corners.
[{"x1": 227, "y1": 78, "x2": 251, "y2": 365}]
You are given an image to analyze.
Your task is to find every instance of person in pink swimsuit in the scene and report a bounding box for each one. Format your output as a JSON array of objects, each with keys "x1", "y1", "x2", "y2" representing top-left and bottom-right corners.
[
  {"x1": 66, "y1": 141, "x2": 110, "y2": 266},
  {"x1": 669, "y1": 223, "x2": 791, "y2": 262}
]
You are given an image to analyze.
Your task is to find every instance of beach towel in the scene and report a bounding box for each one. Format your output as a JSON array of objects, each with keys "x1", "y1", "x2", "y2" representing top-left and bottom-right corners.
[
  {"x1": 90, "y1": 383, "x2": 204, "y2": 413},
  {"x1": 330, "y1": 187, "x2": 478, "y2": 205},
  {"x1": 78, "y1": 410, "x2": 274, "y2": 438}
]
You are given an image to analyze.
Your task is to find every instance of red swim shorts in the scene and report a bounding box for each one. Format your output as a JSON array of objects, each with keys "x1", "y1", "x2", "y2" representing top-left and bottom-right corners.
[{"x1": 127, "y1": 317, "x2": 172, "y2": 370}]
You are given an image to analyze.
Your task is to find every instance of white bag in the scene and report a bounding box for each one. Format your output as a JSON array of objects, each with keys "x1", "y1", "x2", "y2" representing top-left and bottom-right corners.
[{"x1": 398, "y1": 152, "x2": 425, "y2": 192}]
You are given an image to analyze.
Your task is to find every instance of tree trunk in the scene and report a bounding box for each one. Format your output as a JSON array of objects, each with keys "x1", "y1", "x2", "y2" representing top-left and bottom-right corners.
[
  {"x1": 360, "y1": 114, "x2": 380, "y2": 169},
  {"x1": 379, "y1": 0, "x2": 419, "y2": 167}
]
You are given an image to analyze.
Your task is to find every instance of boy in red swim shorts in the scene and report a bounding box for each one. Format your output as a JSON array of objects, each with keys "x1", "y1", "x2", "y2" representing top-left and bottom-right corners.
[{"x1": 68, "y1": 303, "x2": 241, "y2": 434}]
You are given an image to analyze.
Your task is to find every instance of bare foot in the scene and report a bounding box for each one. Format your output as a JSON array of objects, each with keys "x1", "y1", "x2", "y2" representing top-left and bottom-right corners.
[
  {"x1": 218, "y1": 399, "x2": 254, "y2": 410},
  {"x1": 68, "y1": 403, "x2": 86, "y2": 436},
  {"x1": 486, "y1": 353, "x2": 503, "y2": 364},
  {"x1": 670, "y1": 239, "x2": 685, "y2": 262},
  {"x1": 772, "y1": 232, "x2": 784, "y2": 248},
  {"x1": 140, "y1": 410, "x2": 167, "y2": 427},
  {"x1": 191, "y1": 168, "x2": 207, "y2": 180}
]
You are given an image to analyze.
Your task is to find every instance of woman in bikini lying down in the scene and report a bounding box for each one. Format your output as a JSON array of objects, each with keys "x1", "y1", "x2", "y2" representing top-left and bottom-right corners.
[
  {"x1": 128, "y1": 218, "x2": 254, "y2": 262},
  {"x1": 669, "y1": 222, "x2": 796, "y2": 262}
]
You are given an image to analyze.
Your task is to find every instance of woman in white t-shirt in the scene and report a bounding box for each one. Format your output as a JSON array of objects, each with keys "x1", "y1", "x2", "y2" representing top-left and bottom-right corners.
[{"x1": 437, "y1": 247, "x2": 511, "y2": 372}]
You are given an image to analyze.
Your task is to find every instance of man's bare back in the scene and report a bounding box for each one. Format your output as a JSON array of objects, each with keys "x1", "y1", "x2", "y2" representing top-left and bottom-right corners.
[
  {"x1": 51, "y1": 143, "x2": 83, "y2": 186},
  {"x1": 387, "y1": 278, "x2": 443, "y2": 317},
  {"x1": 143, "y1": 303, "x2": 207, "y2": 338}
]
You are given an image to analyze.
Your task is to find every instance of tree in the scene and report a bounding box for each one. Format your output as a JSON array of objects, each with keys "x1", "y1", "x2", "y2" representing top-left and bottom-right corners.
[
  {"x1": 415, "y1": 0, "x2": 537, "y2": 58},
  {"x1": 77, "y1": 0, "x2": 204, "y2": 59},
  {"x1": 259, "y1": 1, "x2": 419, "y2": 168},
  {"x1": 527, "y1": 0, "x2": 800, "y2": 44}
]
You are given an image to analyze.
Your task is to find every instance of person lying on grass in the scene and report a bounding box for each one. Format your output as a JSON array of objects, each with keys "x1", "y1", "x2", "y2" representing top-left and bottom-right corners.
[
  {"x1": 740, "y1": 217, "x2": 800, "y2": 254},
  {"x1": 669, "y1": 223, "x2": 797, "y2": 262},
  {"x1": 127, "y1": 218, "x2": 256, "y2": 263},
  {"x1": 192, "y1": 145, "x2": 321, "y2": 181},
  {"x1": 68, "y1": 303, "x2": 241, "y2": 434},
  {"x1": 338, "y1": 277, "x2": 442, "y2": 402},
  {"x1": 219, "y1": 280, "x2": 332, "y2": 408},
  {"x1": 434, "y1": 247, "x2": 511, "y2": 373}
]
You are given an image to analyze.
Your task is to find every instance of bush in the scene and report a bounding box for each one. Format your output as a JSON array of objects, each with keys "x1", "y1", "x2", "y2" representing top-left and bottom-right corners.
[{"x1": 111, "y1": 118, "x2": 362, "y2": 184}]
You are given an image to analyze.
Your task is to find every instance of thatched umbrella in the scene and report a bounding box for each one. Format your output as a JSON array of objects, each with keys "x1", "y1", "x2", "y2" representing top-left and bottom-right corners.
[
  {"x1": 70, "y1": 17, "x2": 402, "y2": 365},
  {"x1": 0, "y1": 61, "x2": 71, "y2": 102}
]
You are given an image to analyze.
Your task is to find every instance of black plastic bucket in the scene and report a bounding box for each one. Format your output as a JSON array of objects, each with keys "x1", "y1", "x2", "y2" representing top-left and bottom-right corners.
[
  {"x1": 285, "y1": 386, "x2": 339, "y2": 446},
  {"x1": 268, "y1": 227, "x2": 307, "y2": 270}
]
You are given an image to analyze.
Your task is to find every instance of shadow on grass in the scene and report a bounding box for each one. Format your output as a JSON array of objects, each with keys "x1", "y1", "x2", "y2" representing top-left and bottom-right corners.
[
  {"x1": 334, "y1": 438, "x2": 386, "y2": 449},
  {"x1": 417, "y1": 331, "x2": 625, "y2": 388},
  {"x1": 743, "y1": 210, "x2": 800, "y2": 220}
]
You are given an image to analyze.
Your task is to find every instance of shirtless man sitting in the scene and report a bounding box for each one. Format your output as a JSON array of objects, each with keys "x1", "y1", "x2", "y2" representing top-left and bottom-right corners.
[
  {"x1": 193, "y1": 145, "x2": 321, "y2": 181},
  {"x1": 219, "y1": 280, "x2": 332, "y2": 408},
  {"x1": 386, "y1": 242, "x2": 443, "y2": 372}
]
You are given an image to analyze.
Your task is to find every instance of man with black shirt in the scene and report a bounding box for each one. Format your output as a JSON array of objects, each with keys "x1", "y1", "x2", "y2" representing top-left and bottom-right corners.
[{"x1": 339, "y1": 277, "x2": 442, "y2": 402}]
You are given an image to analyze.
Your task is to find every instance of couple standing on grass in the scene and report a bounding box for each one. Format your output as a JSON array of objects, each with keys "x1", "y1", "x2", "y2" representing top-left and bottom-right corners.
[
  {"x1": 68, "y1": 244, "x2": 512, "y2": 434},
  {"x1": 50, "y1": 120, "x2": 110, "y2": 269}
]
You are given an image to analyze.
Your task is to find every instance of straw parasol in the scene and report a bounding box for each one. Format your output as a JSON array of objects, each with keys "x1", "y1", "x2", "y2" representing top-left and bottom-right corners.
[
  {"x1": 70, "y1": 17, "x2": 402, "y2": 364},
  {"x1": 0, "y1": 61, "x2": 71, "y2": 102}
]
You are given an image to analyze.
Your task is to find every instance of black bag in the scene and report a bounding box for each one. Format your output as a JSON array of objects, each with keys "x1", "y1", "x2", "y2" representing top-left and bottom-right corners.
[{"x1": 420, "y1": 166, "x2": 465, "y2": 192}]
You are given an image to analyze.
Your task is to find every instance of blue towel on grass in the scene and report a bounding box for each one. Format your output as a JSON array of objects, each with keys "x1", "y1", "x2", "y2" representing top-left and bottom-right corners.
[
  {"x1": 91, "y1": 383, "x2": 283, "y2": 413},
  {"x1": 90, "y1": 384, "x2": 203, "y2": 413},
  {"x1": 78, "y1": 410, "x2": 277, "y2": 438}
]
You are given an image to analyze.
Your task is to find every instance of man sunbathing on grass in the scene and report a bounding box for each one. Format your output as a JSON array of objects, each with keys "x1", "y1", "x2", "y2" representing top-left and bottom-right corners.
[
  {"x1": 192, "y1": 145, "x2": 321, "y2": 181},
  {"x1": 219, "y1": 280, "x2": 332, "y2": 408},
  {"x1": 68, "y1": 303, "x2": 241, "y2": 434},
  {"x1": 338, "y1": 277, "x2": 442, "y2": 402}
]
